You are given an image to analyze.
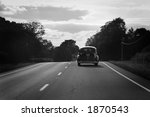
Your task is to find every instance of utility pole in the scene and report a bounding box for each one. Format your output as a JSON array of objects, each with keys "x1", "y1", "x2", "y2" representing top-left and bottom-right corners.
[
  {"x1": 121, "y1": 37, "x2": 141, "y2": 61},
  {"x1": 121, "y1": 42, "x2": 123, "y2": 61}
]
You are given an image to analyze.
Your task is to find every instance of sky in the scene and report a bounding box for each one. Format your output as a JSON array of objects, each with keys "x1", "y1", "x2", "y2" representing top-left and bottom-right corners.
[{"x1": 0, "y1": 0, "x2": 150, "y2": 47}]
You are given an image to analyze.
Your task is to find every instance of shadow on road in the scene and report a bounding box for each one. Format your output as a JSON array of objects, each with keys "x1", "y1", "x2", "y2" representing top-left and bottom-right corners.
[{"x1": 78, "y1": 64, "x2": 104, "y2": 68}]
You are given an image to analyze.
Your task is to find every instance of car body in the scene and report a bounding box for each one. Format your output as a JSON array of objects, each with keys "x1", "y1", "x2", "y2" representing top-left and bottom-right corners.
[{"x1": 77, "y1": 46, "x2": 99, "y2": 66}]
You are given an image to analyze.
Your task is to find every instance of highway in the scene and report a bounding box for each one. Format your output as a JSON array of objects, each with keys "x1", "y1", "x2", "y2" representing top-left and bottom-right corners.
[{"x1": 0, "y1": 62, "x2": 150, "y2": 100}]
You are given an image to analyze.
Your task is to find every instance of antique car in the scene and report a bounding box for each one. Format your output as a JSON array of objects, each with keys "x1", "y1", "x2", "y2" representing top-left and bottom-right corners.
[{"x1": 77, "y1": 46, "x2": 99, "y2": 66}]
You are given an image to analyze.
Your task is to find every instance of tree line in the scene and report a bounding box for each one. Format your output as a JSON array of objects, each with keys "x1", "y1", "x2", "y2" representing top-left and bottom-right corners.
[
  {"x1": 1, "y1": 16, "x2": 150, "y2": 63},
  {"x1": 86, "y1": 17, "x2": 150, "y2": 62},
  {"x1": 0, "y1": 17, "x2": 79, "y2": 63}
]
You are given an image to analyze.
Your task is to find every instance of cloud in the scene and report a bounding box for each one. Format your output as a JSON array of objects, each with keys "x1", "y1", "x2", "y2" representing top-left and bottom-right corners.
[
  {"x1": 73, "y1": 31, "x2": 96, "y2": 47},
  {"x1": 105, "y1": 7, "x2": 150, "y2": 25},
  {"x1": 45, "y1": 23, "x2": 99, "y2": 33},
  {"x1": 0, "y1": 2, "x2": 5, "y2": 11},
  {"x1": 1, "y1": 6, "x2": 88, "y2": 21},
  {"x1": 1, "y1": 0, "x2": 150, "y2": 26},
  {"x1": 43, "y1": 28, "x2": 96, "y2": 47},
  {"x1": 0, "y1": 2, "x2": 26, "y2": 15},
  {"x1": 127, "y1": 23, "x2": 150, "y2": 30}
]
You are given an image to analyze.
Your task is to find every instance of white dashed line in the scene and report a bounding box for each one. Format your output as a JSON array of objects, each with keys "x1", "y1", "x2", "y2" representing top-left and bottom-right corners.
[
  {"x1": 102, "y1": 62, "x2": 150, "y2": 93},
  {"x1": 57, "y1": 72, "x2": 62, "y2": 76},
  {"x1": 40, "y1": 84, "x2": 49, "y2": 92}
]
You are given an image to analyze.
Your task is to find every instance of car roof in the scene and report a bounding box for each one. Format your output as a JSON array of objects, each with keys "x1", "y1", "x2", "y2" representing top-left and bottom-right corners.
[{"x1": 80, "y1": 46, "x2": 96, "y2": 50}]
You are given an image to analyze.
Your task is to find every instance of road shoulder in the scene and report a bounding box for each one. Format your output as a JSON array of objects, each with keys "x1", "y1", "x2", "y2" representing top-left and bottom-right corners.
[{"x1": 102, "y1": 62, "x2": 150, "y2": 92}]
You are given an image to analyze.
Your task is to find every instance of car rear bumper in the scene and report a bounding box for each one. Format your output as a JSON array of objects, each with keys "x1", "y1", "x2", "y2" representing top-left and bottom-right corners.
[{"x1": 77, "y1": 60, "x2": 98, "y2": 64}]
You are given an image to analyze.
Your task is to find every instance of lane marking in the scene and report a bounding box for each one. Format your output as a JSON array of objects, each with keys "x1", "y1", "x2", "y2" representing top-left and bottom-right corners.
[
  {"x1": 65, "y1": 66, "x2": 68, "y2": 69},
  {"x1": 57, "y1": 72, "x2": 62, "y2": 76},
  {"x1": 40, "y1": 84, "x2": 49, "y2": 92},
  {"x1": 102, "y1": 62, "x2": 150, "y2": 93}
]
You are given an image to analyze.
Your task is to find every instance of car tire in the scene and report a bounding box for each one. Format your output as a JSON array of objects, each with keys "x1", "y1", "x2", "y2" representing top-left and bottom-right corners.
[
  {"x1": 94, "y1": 63, "x2": 98, "y2": 66},
  {"x1": 78, "y1": 63, "x2": 81, "y2": 66}
]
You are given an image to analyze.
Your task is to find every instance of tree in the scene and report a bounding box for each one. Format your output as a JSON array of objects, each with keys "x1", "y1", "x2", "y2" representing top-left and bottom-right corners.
[
  {"x1": 86, "y1": 17, "x2": 126, "y2": 60},
  {"x1": 0, "y1": 17, "x2": 53, "y2": 63},
  {"x1": 123, "y1": 28, "x2": 150, "y2": 59},
  {"x1": 53, "y1": 39, "x2": 79, "y2": 61},
  {"x1": 23, "y1": 22, "x2": 45, "y2": 39}
]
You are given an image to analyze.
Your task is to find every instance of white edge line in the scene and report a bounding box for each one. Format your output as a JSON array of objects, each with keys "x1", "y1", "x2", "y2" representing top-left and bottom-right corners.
[
  {"x1": 40, "y1": 84, "x2": 49, "y2": 92},
  {"x1": 102, "y1": 62, "x2": 150, "y2": 93}
]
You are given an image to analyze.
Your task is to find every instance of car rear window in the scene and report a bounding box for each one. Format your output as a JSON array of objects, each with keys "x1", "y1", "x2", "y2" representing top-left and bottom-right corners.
[{"x1": 79, "y1": 48, "x2": 96, "y2": 53}]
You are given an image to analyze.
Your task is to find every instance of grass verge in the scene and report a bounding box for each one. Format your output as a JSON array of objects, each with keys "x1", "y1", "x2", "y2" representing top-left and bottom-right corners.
[
  {"x1": 0, "y1": 63, "x2": 35, "y2": 73},
  {"x1": 111, "y1": 61, "x2": 150, "y2": 80}
]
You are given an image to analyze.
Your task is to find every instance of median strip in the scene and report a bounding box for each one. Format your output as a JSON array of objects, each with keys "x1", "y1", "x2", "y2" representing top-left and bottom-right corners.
[
  {"x1": 40, "y1": 84, "x2": 49, "y2": 92},
  {"x1": 102, "y1": 62, "x2": 150, "y2": 93}
]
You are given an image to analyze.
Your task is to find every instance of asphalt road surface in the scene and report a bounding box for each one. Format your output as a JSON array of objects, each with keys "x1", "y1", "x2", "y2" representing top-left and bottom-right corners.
[{"x1": 0, "y1": 62, "x2": 150, "y2": 100}]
